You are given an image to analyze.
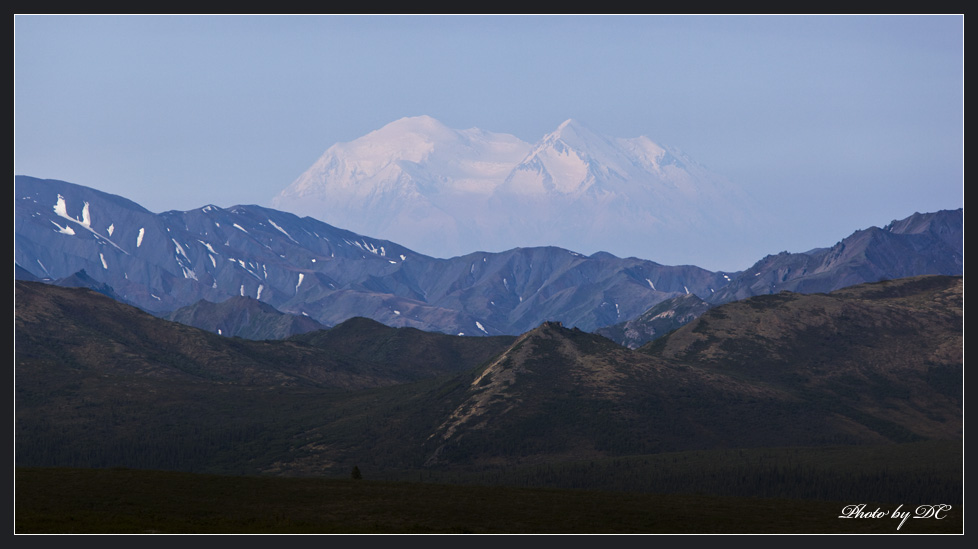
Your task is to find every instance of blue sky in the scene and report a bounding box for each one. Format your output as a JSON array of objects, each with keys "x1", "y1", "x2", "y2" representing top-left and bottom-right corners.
[{"x1": 15, "y1": 15, "x2": 963, "y2": 266}]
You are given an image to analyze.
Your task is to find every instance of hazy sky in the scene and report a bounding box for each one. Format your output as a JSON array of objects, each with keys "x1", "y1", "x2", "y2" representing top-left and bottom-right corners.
[{"x1": 15, "y1": 15, "x2": 963, "y2": 267}]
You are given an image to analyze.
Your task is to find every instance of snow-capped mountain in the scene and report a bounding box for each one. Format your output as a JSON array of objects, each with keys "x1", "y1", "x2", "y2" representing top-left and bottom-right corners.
[
  {"x1": 273, "y1": 116, "x2": 761, "y2": 269},
  {"x1": 15, "y1": 176, "x2": 729, "y2": 335}
]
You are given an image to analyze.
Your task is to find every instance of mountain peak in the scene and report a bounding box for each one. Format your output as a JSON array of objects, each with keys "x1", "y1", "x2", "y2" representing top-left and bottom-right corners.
[
  {"x1": 385, "y1": 114, "x2": 446, "y2": 131},
  {"x1": 545, "y1": 118, "x2": 600, "y2": 145},
  {"x1": 367, "y1": 115, "x2": 456, "y2": 144},
  {"x1": 272, "y1": 117, "x2": 765, "y2": 268}
]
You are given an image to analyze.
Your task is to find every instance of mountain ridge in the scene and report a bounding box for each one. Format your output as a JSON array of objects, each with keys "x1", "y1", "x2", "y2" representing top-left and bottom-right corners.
[
  {"x1": 16, "y1": 176, "x2": 727, "y2": 335},
  {"x1": 15, "y1": 176, "x2": 962, "y2": 340},
  {"x1": 164, "y1": 295, "x2": 327, "y2": 340}
]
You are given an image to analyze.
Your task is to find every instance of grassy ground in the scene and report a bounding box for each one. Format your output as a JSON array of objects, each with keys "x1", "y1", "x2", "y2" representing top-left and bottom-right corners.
[{"x1": 15, "y1": 467, "x2": 962, "y2": 534}]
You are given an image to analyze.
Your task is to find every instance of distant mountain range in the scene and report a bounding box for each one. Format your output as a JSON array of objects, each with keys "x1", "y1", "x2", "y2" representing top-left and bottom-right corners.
[
  {"x1": 15, "y1": 176, "x2": 726, "y2": 335},
  {"x1": 598, "y1": 208, "x2": 963, "y2": 347},
  {"x1": 708, "y1": 209, "x2": 963, "y2": 303},
  {"x1": 15, "y1": 176, "x2": 962, "y2": 339},
  {"x1": 272, "y1": 116, "x2": 763, "y2": 268}
]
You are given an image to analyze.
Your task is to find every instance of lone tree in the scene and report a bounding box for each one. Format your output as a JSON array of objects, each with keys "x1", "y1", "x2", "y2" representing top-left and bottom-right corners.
[{"x1": 351, "y1": 465, "x2": 362, "y2": 480}]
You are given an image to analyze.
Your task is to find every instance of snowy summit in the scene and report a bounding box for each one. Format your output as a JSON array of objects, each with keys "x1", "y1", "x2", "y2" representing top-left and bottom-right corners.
[{"x1": 272, "y1": 116, "x2": 761, "y2": 268}]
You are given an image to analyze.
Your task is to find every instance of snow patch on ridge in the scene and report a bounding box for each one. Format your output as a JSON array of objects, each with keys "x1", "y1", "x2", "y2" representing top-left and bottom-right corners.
[
  {"x1": 172, "y1": 239, "x2": 197, "y2": 280},
  {"x1": 52, "y1": 221, "x2": 75, "y2": 235},
  {"x1": 53, "y1": 195, "x2": 69, "y2": 219},
  {"x1": 53, "y1": 195, "x2": 93, "y2": 229},
  {"x1": 50, "y1": 195, "x2": 129, "y2": 253},
  {"x1": 81, "y1": 202, "x2": 91, "y2": 228},
  {"x1": 268, "y1": 219, "x2": 297, "y2": 242}
]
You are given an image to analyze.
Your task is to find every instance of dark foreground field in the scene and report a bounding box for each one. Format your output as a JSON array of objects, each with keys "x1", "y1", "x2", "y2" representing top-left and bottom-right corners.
[{"x1": 16, "y1": 467, "x2": 962, "y2": 534}]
